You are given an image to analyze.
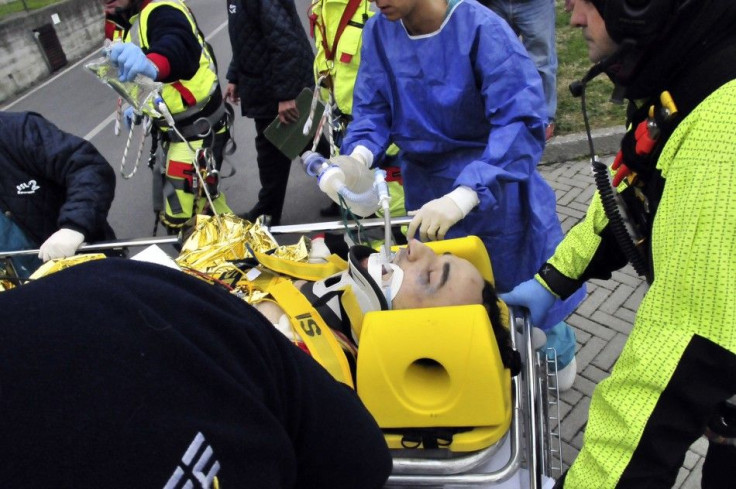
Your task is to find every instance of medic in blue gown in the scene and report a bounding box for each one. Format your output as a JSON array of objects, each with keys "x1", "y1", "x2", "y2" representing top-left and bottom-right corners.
[{"x1": 340, "y1": 0, "x2": 585, "y2": 331}]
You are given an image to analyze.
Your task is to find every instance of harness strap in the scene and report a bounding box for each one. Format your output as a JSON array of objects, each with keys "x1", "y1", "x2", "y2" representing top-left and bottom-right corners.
[
  {"x1": 253, "y1": 250, "x2": 347, "y2": 281},
  {"x1": 340, "y1": 286, "x2": 364, "y2": 341},
  {"x1": 160, "y1": 99, "x2": 228, "y2": 142},
  {"x1": 314, "y1": 0, "x2": 364, "y2": 62},
  {"x1": 269, "y1": 280, "x2": 354, "y2": 388}
]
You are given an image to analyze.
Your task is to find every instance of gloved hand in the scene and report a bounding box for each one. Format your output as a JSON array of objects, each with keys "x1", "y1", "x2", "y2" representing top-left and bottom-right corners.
[
  {"x1": 110, "y1": 42, "x2": 158, "y2": 82},
  {"x1": 406, "y1": 186, "x2": 479, "y2": 241},
  {"x1": 308, "y1": 235, "x2": 330, "y2": 264},
  {"x1": 38, "y1": 228, "x2": 85, "y2": 262},
  {"x1": 349, "y1": 145, "x2": 374, "y2": 168},
  {"x1": 498, "y1": 277, "x2": 557, "y2": 329},
  {"x1": 122, "y1": 106, "x2": 142, "y2": 130}
]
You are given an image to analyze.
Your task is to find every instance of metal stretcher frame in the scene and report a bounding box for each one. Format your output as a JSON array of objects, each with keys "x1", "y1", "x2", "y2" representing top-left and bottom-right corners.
[
  {"x1": 0, "y1": 216, "x2": 416, "y2": 259},
  {"x1": 385, "y1": 306, "x2": 558, "y2": 489}
]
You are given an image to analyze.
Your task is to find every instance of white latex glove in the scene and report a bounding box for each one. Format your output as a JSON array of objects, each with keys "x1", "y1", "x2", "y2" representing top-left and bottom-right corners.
[
  {"x1": 38, "y1": 228, "x2": 85, "y2": 262},
  {"x1": 349, "y1": 145, "x2": 374, "y2": 168},
  {"x1": 308, "y1": 236, "x2": 330, "y2": 264},
  {"x1": 407, "y1": 186, "x2": 479, "y2": 241}
]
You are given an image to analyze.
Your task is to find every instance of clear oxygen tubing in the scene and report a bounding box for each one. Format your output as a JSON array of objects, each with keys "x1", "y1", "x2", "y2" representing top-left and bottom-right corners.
[
  {"x1": 373, "y1": 169, "x2": 393, "y2": 263},
  {"x1": 335, "y1": 178, "x2": 379, "y2": 211}
]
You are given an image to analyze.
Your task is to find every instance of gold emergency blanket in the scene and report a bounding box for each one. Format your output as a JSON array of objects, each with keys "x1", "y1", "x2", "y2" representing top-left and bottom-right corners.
[
  {"x1": 30, "y1": 254, "x2": 108, "y2": 279},
  {"x1": 175, "y1": 215, "x2": 309, "y2": 304},
  {"x1": 0, "y1": 259, "x2": 18, "y2": 292},
  {"x1": 1, "y1": 254, "x2": 106, "y2": 291}
]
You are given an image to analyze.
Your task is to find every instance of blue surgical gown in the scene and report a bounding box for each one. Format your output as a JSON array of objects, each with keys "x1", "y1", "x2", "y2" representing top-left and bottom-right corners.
[{"x1": 341, "y1": 0, "x2": 584, "y2": 328}]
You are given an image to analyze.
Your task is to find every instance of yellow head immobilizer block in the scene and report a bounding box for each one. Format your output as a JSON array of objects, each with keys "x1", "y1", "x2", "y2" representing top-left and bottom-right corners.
[{"x1": 356, "y1": 237, "x2": 512, "y2": 452}]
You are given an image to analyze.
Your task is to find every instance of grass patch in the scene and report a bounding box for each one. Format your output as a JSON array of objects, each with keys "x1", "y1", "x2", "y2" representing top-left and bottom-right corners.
[
  {"x1": 554, "y1": 0, "x2": 626, "y2": 135},
  {"x1": 0, "y1": 0, "x2": 62, "y2": 20}
]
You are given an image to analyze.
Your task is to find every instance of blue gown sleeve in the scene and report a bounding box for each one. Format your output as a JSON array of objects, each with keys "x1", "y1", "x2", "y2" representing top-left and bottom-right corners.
[{"x1": 454, "y1": 23, "x2": 546, "y2": 212}]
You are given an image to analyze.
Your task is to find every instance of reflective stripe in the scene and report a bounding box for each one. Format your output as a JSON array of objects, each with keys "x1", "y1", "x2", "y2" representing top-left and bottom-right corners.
[
  {"x1": 171, "y1": 81, "x2": 197, "y2": 107},
  {"x1": 167, "y1": 159, "x2": 193, "y2": 178}
]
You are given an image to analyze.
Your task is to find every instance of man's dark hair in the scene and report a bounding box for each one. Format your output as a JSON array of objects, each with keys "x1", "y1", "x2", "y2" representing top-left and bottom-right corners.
[{"x1": 482, "y1": 280, "x2": 521, "y2": 376}]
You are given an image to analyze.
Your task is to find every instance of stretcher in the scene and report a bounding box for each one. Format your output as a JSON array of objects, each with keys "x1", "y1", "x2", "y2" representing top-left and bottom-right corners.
[
  {"x1": 356, "y1": 237, "x2": 563, "y2": 489},
  {"x1": 0, "y1": 219, "x2": 564, "y2": 488}
]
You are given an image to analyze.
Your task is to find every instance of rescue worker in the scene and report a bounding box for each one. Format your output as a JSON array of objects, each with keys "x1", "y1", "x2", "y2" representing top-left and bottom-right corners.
[
  {"x1": 480, "y1": 0, "x2": 558, "y2": 141},
  {"x1": 335, "y1": 0, "x2": 585, "y2": 385},
  {"x1": 0, "y1": 257, "x2": 392, "y2": 489},
  {"x1": 0, "y1": 111, "x2": 116, "y2": 278},
  {"x1": 223, "y1": 0, "x2": 315, "y2": 227},
  {"x1": 309, "y1": 0, "x2": 406, "y2": 220},
  {"x1": 310, "y1": 0, "x2": 373, "y2": 147},
  {"x1": 102, "y1": 0, "x2": 232, "y2": 233},
  {"x1": 500, "y1": 0, "x2": 736, "y2": 486},
  {"x1": 252, "y1": 237, "x2": 519, "y2": 381}
]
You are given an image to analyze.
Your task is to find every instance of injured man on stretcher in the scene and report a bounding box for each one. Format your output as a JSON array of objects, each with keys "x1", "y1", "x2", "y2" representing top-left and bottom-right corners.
[
  {"x1": 253, "y1": 237, "x2": 520, "y2": 378},
  {"x1": 0, "y1": 222, "x2": 522, "y2": 488}
]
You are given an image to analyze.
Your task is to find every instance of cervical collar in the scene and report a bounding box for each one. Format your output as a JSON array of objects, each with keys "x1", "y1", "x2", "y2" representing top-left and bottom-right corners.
[
  {"x1": 302, "y1": 246, "x2": 390, "y2": 342},
  {"x1": 366, "y1": 252, "x2": 404, "y2": 306}
]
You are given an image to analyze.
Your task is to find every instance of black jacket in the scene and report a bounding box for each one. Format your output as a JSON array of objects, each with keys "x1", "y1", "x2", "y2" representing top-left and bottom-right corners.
[
  {"x1": 0, "y1": 258, "x2": 392, "y2": 488},
  {"x1": 0, "y1": 112, "x2": 116, "y2": 245},
  {"x1": 226, "y1": 0, "x2": 315, "y2": 119}
]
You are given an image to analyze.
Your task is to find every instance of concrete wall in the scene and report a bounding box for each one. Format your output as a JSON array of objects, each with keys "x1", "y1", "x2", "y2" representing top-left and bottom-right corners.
[{"x1": 0, "y1": 0, "x2": 103, "y2": 103}]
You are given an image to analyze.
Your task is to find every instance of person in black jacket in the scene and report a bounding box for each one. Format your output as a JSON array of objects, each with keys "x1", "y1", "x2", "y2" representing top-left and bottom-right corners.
[
  {"x1": 0, "y1": 111, "x2": 116, "y2": 278},
  {"x1": 0, "y1": 258, "x2": 393, "y2": 489},
  {"x1": 224, "y1": 0, "x2": 315, "y2": 226}
]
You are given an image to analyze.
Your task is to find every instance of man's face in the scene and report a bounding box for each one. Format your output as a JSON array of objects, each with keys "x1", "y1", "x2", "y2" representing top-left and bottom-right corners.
[
  {"x1": 390, "y1": 240, "x2": 485, "y2": 310},
  {"x1": 369, "y1": 0, "x2": 418, "y2": 22},
  {"x1": 570, "y1": 0, "x2": 619, "y2": 63},
  {"x1": 101, "y1": 0, "x2": 131, "y2": 15}
]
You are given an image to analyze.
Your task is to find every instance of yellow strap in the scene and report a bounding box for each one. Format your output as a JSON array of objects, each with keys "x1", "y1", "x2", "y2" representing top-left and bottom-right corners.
[
  {"x1": 340, "y1": 285, "x2": 365, "y2": 342},
  {"x1": 253, "y1": 250, "x2": 347, "y2": 281},
  {"x1": 269, "y1": 280, "x2": 354, "y2": 388}
]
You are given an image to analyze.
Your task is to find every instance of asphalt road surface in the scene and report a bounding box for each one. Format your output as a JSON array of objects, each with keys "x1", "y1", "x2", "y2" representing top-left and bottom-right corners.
[{"x1": 1, "y1": 0, "x2": 341, "y2": 252}]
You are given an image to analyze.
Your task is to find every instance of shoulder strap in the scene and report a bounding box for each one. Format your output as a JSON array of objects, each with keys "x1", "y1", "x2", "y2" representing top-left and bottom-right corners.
[
  {"x1": 269, "y1": 280, "x2": 355, "y2": 388},
  {"x1": 315, "y1": 0, "x2": 364, "y2": 61}
]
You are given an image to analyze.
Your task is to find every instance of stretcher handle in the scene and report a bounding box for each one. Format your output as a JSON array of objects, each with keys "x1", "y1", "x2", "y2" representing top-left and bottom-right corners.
[{"x1": 0, "y1": 216, "x2": 413, "y2": 258}]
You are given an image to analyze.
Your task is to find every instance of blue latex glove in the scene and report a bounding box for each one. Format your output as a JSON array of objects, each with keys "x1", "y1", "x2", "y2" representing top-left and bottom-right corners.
[
  {"x1": 123, "y1": 106, "x2": 136, "y2": 130},
  {"x1": 499, "y1": 278, "x2": 557, "y2": 329},
  {"x1": 110, "y1": 42, "x2": 158, "y2": 82}
]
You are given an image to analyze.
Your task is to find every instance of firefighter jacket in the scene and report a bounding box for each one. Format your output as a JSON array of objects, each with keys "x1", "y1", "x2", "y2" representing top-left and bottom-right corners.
[{"x1": 0, "y1": 112, "x2": 116, "y2": 246}]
